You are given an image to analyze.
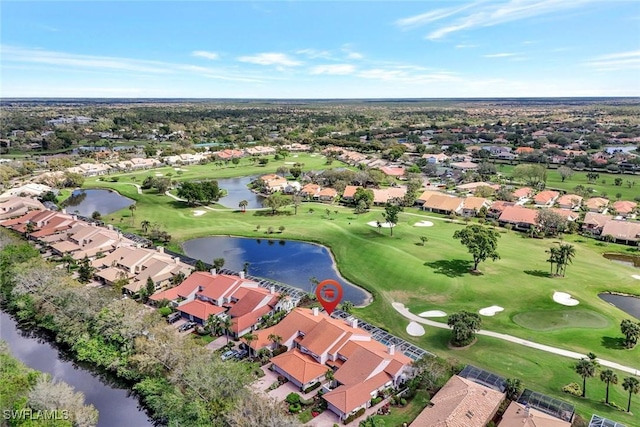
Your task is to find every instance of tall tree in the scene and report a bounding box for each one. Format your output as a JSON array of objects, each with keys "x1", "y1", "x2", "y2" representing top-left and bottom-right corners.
[
  {"x1": 141, "y1": 219, "x2": 151, "y2": 234},
  {"x1": 600, "y1": 369, "x2": 618, "y2": 405},
  {"x1": 452, "y1": 225, "x2": 501, "y2": 272},
  {"x1": 622, "y1": 376, "x2": 640, "y2": 413},
  {"x1": 213, "y1": 258, "x2": 225, "y2": 272},
  {"x1": 77, "y1": 256, "x2": 94, "y2": 284},
  {"x1": 262, "y1": 192, "x2": 290, "y2": 215},
  {"x1": 382, "y1": 203, "x2": 403, "y2": 237},
  {"x1": 505, "y1": 378, "x2": 523, "y2": 401},
  {"x1": 557, "y1": 243, "x2": 576, "y2": 277},
  {"x1": 621, "y1": 319, "x2": 640, "y2": 349},
  {"x1": 447, "y1": 311, "x2": 482, "y2": 347},
  {"x1": 292, "y1": 194, "x2": 303, "y2": 215},
  {"x1": 512, "y1": 164, "x2": 547, "y2": 188},
  {"x1": 575, "y1": 358, "x2": 596, "y2": 398},
  {"x1": 128, "y1": 203, "x2": 136, "y2": 224},
  {"x1": 238, "y1": 200, "x2": 248, "y2": 212},
  {"x1": 536, "y1": 209, "x2": 567, "y2": 237},
  {"x1": 557, "y1": 166, "x2": 574, "y2": 182},
  {"x1": 221, "y1": 316, "x2": 232, "y2": 344}
]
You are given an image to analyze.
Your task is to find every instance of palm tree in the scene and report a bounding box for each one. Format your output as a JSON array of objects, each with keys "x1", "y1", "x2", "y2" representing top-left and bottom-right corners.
[
  {"x1": 600, "y1": 369, "x2": 618, "y2": 405},
  {"x1": 309, "y1": 276, "x2": 319, "y2": 294},
  {"x1": 239, "y1": 200, "x2": 248, "y2": 212},
  {"x1": 325, "y1": 368, "x2": 335, "y2": 388},
  {"x1": 243, "y1": 333, "x2": 257, "y2": 355},
  {"x1": 141, "y1": 220, "x2": 151, "y2": 234},
  {"x1": 267, "y1": 333, "x2": 282, "y2": 349},
  {"x1": 575, "y1": 358, "x2": 596, "y2": 398},
  {"x1": 60, "y1": 253, "x2": 75, "y2": 273},
  {"x1": 128, "y1": 203, "x2": 137, "y2": 224},
  {"x1": 505, "y1": 378, "x2": 523, "y2": 401},
  {"x1": 623, "y1": 376, "x2": 640, "y2": 412},
  {"x1": 340, "y1": 300, "x2": 354, "y2": 314},
  {"x1": 207, "y1": 314, "x2": 222, "y2": 337},
  {"x1": 243, "y1": 262, "x2": 250, "y2": 275},
  {"x1": 221, "y1": 316, "x2": 232, "y2": 344},
  {"x1": 558, "y1": 243, "x2": 576, "y2": 277},
  {"x1": 420, "y1": 236, "x2": 429, "y2": 246}
]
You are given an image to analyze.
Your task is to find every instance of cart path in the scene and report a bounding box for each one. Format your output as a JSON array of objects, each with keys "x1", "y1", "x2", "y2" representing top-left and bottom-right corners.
[{"x1": 392, "y1": 302, "x2": 640, "y2": 376}]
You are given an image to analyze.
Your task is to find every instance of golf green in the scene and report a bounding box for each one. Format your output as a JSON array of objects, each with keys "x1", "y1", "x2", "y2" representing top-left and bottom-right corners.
[{"x1": 513, "y1": 309, "x2": 611, "y2": 331}]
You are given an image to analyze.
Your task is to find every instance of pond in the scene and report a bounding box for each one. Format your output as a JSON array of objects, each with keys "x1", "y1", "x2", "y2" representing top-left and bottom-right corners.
[
  {"x1": 217, "y1": 176, "x2": 265, "y2": 209},
  {"x1": 599, "y1": 293, "x2": 640, "y2": 320},
  {"x1": 0, "y1": 311, "x2": 154, "y2": 427},
  {"x1": 63, "y1": 189, "x2": 134, "y2": 217},
  {"x1": 603, "y1": 253, "x2": 640, "y2": 268},
  {"x1": 182, "y1": 236, "x2": 370, "y2": 305}
]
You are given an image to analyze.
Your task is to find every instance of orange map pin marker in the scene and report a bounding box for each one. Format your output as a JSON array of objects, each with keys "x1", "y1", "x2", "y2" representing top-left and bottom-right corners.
[{"x1": 316, "y1": 279, "x2": 343, "y2": 315}]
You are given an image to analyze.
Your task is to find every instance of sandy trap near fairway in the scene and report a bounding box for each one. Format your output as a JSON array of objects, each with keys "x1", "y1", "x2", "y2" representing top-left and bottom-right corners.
[
  {"x1": 367, "y1": 221, "x2": 393, "y2": 228},
  {"x1": 406, "y1": 321, "x2": 425, "y2": 337},
  {"x1": 413, "y1": 220, "x2": 434, "y2": 227},
  {"x1": 553, "y1": 291, "x2": 579, "y2": 306},
  {"x1": 192, "y1": 210, "x2": 207, "y2": 217},
  {"x1": 633, "y1": 275, "x2": 640, "y2": 280},
  {"x1": 479, "y1": 305, "x2": 504, "y2": 316},
  {"x1": 419, "y1": 310, "x2": 447, "y2": 318}
]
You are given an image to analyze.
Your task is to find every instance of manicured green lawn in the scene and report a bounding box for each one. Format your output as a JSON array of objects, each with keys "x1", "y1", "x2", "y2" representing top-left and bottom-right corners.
[
  {"x1": 513, "y1": 309, "x2": 611, "y2": 331},
  {"x1": 372, "y1": 390, "x2": 430, "y2": 427},
  {"x1": 82, "y1": 165, "x2": 640, "y2": 423},
  {"x1": 499, "y1": 165, "x2": 640, "y2": 202}
]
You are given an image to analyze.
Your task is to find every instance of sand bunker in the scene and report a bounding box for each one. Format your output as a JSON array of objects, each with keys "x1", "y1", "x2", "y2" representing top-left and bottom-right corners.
[
  {"x1": 284, "y1": 162, "x2": 296, "y2": 165},
  {"x1": 632, "y1": 275, "x2": 640, "y2": 280},
  {"x1": 155, "y1": 173, "x2": 164, "y2": 176},
  {"x1": 414, "y1": 221, "x2": 434, "y2": 227},
  {"x1": 419, "y1": 310, "x2": 447, "y2": 318},
  {"x1": 406, "y1": 321, "x2": 425, "y2": 337},
  {"x1": 553, "y1": 291, "x2": 579, "y2": 306},
  {"x1": 479, "y1": 305, "x2": 504, "y2": 316},
  {"x1": 367, "y1": 221, "x2": 394, "y2": 228},
  {"x1": 192, "y1": 210, "x2": 206, "y2": 217}
]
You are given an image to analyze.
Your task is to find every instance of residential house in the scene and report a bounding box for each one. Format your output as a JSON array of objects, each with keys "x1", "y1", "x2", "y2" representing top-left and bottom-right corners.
[
  {"x1": 379, "y1": 166, "x2": 405, "y2": 178},
  {"x1": 259, "y1": 174, "x2": 288, "y2": 193},
  {"x1": 300, "y1": 183, "x2": 322, "y2": 199},
  {"x1": 585, "y1": 197, "x2": 609, "y2": 213},
  {"x1": 415, "y1": 190, "x2": 442, "y2": 207},
  {"x1": 556, "y1": 194, "x2": 583, "y2": 210},
  {"x1": 0, "y1": 197, "x2": 45, "y2": 220},
  {"x1": 410, "y1": 375, "x2": 504, "y2": 427},
  {"x1": 499, "y1": 402, "x2": 571, "y2": 427},
  {"x1": 250, "y1": 308, "x2": 413, "y2": 421},
  {"x1": 515, "y1": 147, "x2": 535, "y2": 155},
  {"x1": 421, "y1": 153, "x2": 449, "y2": 164},
  {"x1": 214, "y1": 149, "x2": 244, "y2": 160},
  {"x1": 455, "y1": 182, "x2": 500, "y2": 194},
  {"x1": 341, "y1": 185, "x2": 360, "y2": 202},
  {"x1": 450, "y1": 161, "x2": 478, "y2": 170},
  {"x1": 0, "y1": 183, "x2": 56, "y2": 199},
  {"x1": 498, "y1": 206, "x2": 538, "y2": 231},
  {"x1": 533, "y1": 190, "x2": 560, "y2": 208},
  {"x1": 582, "y1": 212, "x2": 613, "y2": 235},
  {"x1": 317, "y1": 187, "x2": 338, "y2": 202},
  {"x1": 245, "y1": 146, "x2": 276, "y2": 156},
  {"x1": 600, "y1": 220, "x2": 640, "y2": 244},
  {"x1": 512, "y1": 187, "x2": 533, "y2": 202},
  {"x1": 612, "y1": 200, "x2": 637, "y2": 217},
  {"x1": 372, "y1": 187, "x2": 406, "y2": 205},
  {"x1": 421, "y1": 195, "x2": 464, "y2": 215},
  {"x1": 550, "y1": 208, "x2": 580, "y2": 222},
  {"x1": 462, "y1": 197, "x2": 491, "y2": 217},
  {"x1": 66, "y1": 163, "x2": 111, "y2": 176},
  {"x1": 283, "y1": 182, "x2": 302, "y2": 194}
]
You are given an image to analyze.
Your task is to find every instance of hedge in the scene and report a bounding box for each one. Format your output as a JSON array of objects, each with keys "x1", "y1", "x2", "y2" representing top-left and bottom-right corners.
[
  {"x1": 303, "y1": 381, "x2": 321, "y2": 394},
  {"x1": 343, "y1": 407, "x2": 365, "y2": 424}
]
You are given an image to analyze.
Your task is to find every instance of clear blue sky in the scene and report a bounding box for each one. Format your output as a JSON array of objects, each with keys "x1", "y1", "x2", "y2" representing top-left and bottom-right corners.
[{"x1": 2, "y1": 1, "x2": 639, "y2": 98}]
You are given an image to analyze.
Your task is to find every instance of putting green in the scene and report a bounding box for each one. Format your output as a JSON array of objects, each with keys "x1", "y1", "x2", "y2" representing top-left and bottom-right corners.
[{"x1": 512, "y1": 309, "x2": 611, "y2": 331}]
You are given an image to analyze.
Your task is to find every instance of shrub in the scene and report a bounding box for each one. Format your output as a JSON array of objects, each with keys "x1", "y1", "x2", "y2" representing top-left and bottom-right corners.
[
  {"x1": 286, "y1": 392, "x2": 301, "y2": 404},
  {"x1": 370, "y1": 396, "x2": 382, "y2": 405},
  {"x1": 343, "y1": 407, "x2": 366, "y2": 424},
  {"x1": 303, "y1": 381, "x2": 321, "y2": 394},
  {"x1": 562, "y1": 382, "x2": 582, "y2": 397},
  {"x1": 254, "y1": 368, "x2": 265, "y2": 378},
  {"x1": 158, "y1": 307, "x2": 172, "y2": 317},
  {"x1": 300, "y1": 397, "x2": 314, "y2": 406},
  {"x1": 400, "y1": 398, "x2": 407, "y2": 406},
  {"x1": 289, "y1": 403, "x2": 301, "y2": 413}
]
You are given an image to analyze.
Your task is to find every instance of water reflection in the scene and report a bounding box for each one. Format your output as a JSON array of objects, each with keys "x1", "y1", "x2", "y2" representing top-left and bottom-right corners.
[
  {"x1": 217, "y1": 176, "x2": 265, "y2": 209},
  {"x1": 63, "y1": 189, "x2": 134, "y2": 217},
  {"x1": 182, "y1": 236, "x2": 369, "y2": 305}
]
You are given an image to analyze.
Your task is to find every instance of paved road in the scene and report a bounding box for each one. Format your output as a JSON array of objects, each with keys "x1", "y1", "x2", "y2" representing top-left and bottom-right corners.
[{"x1": 393, "y1": 302, "x2": 640, "y2": 376}]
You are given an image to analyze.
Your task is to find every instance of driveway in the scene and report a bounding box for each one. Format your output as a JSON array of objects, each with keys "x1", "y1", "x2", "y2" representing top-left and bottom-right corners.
[
  {"x1": 305, "y1": 409, "x2": 340, "y2": 426},
  {"x1": 206, "y1": 335, "x2": 228, "y2": 351},
  {"x1": 251, "y1": 365, "x2": 280, "y2": 393}
]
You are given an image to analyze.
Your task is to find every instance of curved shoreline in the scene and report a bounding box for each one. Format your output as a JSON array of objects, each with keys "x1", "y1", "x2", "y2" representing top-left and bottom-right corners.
[{"x1": 180, "y1": 234, "x2": 374, "y2": 308}]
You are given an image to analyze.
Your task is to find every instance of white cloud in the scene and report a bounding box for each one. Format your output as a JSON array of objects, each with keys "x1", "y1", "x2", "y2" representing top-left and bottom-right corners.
[
  {"x1": 310, "y1": 64, "x2": 356, "y2": 75},
  {"x1": 395, "y1": 3, "x2": 481, "y2": 30},
  {"x1": 237, "y1": 52, "x2": 302, "y2": 66},
  {"x1": 296, "y1": 48, "x2": 334, "y2": 60},
  {"x1": 341, "y1": 44, "x2": 364, "y2": 60},
  {"x1": 418, "y1": 0, "x2": 599, "y2": 40},
  {"x1": 483, "y1": 52, "x2": 519, "y2": 58},
  {"x1": 584, "y1": 50, "x2": 640, "y2": 71},
  {"x1": 455, "y1": 43, "x2": 479, "y2": 49},
  {"x1": 192, "y1": 50, "x2": 219, "y2": 60}
]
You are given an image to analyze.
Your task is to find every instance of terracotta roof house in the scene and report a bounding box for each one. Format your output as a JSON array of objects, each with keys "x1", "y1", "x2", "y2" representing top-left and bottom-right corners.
[
  {"x1": 422, "y1": 195, "x2": 464, "y2": 215},
  {"x1": 0, "y1": 196, "x2": 45, "y2": 221},
  {"x1": 533, "y1": 190, "x2": 560, "y2": 207},
  {"x1": 416, "y1": 190, "x2": 442, "y2": 206},
  {"x1": 499, "y1": 401, "x2": 571, "y2": 427},
  {"x1": 317, "y1": 187, "x2": 338, "y2": 202},
  {"x1": 515, "y1": 147, "x2": 535, "y2": 155},
  {"x1": 462, "y1": 197, "x2": 491, "y2": 217},
  {"x1": 422, "y1": 153, "x2": 449, "y2": 164},
  {"x1": 488, "y1": 201, "x2": 516, "y2": 218},
  {"x1": 512, "y1": 187, "x2": 533, "y2": 201},
  {"x1": 252, "y1": 308, "x2": 412, "y2": 420},
  {"x1": 582, "y1": 212, "x2": 613, "y2": 235},
  {"x1": 455, "y1": 182, "x2": 500, "y2": 194},
  {"x1": 585, "y1": 197, "x2": 609, "y2": 213},
  {"x1": 214, "y1": 149, "x2": 244, "y2": 160},
  {"x1": 550, "y1": 208, "x2": 580, "y2": 222},
  {"x1": 498, "y1": 206, "x2": 538, "y2": 231},
  {"x1": 556, "y1": 194, "x2": 583, "y2": 210},
  {"x1": 380, "y1": 166, "x2": 405, "y2": 177},
  {"x1": 300, "y1": 183, "x2": 321, "y2": 199},
  {"x1": 372, "y1": 187, "x2": 407, "y2": 205},
  {"x1": 259, "y1": 174, "x2": 288, "y2": 193},
  {"x1": 410, "y1": 375, "x2": 504, "y2": 427},
  {"x1": 600, "y1": 220, "x2": 640, "y2": 244},
  {"x1": 612, "y1": 200, "x2": 637, "y2": 216},
  {"x1": 342, "y1": 185, "x2": 360, "y2": 201},
  {"x1": 450, "y1": 161, "x2": 478, "y2": 170}
]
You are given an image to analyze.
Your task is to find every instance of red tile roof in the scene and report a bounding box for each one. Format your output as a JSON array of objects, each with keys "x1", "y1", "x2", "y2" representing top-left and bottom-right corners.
[
  {"x1": 177, "y1": 299, "x2": 226, "y2": 320},
  {"x1": 271, "y1": 349, "x2": 328, "y2": 385},
  {"x1": 498, "y1": 206, "x2": 538, "y2": 225}
]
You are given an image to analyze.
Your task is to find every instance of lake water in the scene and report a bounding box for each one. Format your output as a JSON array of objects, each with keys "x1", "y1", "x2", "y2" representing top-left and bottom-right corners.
[
  {"x1": 0, "y1": 311, "x2": 154, "y2": 427},
  {"x1": 217, "y1": 176, "x2": 265, "y2": 209},
  {"x1": 599, "y1": 293, "x2": 640, "y2": 320},
  {"x1": 182, "y1": 236, "x2": 369, "y2": 305},
  {"x1": 604, "y1": 146, "x2": 638, "y2": 154},
  {"x1": 63, "y1": 189, "x2": 134, "y2": 217},
  {"x1": 603, "y1": 253, "x2": 640, "y2": 268}
]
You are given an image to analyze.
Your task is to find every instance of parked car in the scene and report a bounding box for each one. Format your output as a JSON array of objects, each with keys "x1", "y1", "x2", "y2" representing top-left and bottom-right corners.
[
  {"x1": 234, "y1": 349, "x2": 248, "y2": 359},
  {"x1": 167, "y1": 312, "x2": 181, "y2": 324},
  {"x1": 221, "y1": 350, "x2": 238, "y2": 361},
  {"x1": 178, "y1": 321, "x2": 196, "y2": 332}
]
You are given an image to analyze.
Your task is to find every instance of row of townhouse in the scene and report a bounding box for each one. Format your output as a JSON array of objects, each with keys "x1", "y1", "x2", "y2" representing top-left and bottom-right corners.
[
  {"x1": 247, "y1": 307, "x2": 413, "y2": 421},
  {"x1": 417, "y1": 190, "x2": 492, "y2": 217},
  {"x1": 66, "y1": 162, "x2": 112, "y2": 176},
  {"x1": 343, "y1": 185, "x2": 407, "y2": 206},
  {"x1": 150, "y1": 270, "x2": 294, "y2": 338}
]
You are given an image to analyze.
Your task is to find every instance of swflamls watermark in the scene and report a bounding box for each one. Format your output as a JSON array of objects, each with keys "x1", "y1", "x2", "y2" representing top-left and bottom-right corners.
[{"x1": 3, "y1": 409, "x2": 70, "y2": 421}]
